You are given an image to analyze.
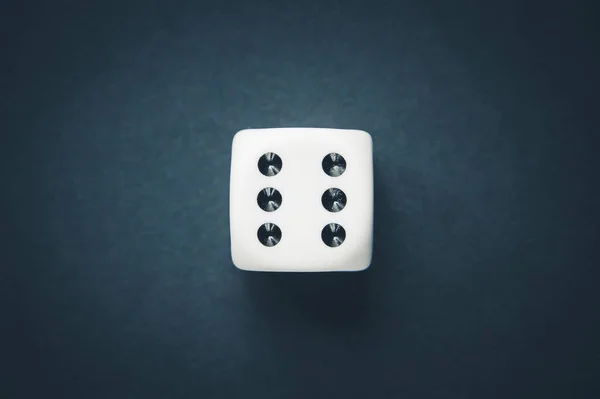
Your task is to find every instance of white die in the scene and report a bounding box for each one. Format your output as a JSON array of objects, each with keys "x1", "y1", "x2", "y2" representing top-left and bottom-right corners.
[{"x1": 229, "y1": 128, "x2": 373, "y2": 272}]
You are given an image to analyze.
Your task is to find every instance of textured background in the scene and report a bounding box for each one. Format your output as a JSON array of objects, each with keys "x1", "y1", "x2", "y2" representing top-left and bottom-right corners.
[{"x1": 2, "y1": 1, "x2": 599, "y2": 398}]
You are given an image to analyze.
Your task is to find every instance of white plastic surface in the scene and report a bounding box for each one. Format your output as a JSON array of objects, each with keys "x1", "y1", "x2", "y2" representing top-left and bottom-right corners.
[{"x1": 230, "y1": 128, "x2": 373, "y2": 272}]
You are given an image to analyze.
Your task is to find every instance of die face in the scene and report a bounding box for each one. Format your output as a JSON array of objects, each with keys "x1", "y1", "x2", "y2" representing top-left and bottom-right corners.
[{"x1": 230, "y1": 128, "x2": 373, "y2": 272}]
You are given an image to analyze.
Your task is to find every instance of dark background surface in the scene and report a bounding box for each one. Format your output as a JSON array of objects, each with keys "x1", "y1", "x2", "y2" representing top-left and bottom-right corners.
[{"x1": 2, "y1": 1, "x2": 599, "y2": 398}]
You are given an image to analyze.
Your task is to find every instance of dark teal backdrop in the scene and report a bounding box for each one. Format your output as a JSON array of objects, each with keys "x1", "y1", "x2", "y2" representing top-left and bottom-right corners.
[{"x1": 2, "y1": 1, "x2": 599, "y2": 398}]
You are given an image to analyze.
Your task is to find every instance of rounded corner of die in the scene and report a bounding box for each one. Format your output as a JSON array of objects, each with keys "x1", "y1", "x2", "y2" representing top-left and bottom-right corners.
[
  {"x1": 232, "y1": 129, "x2": 253, "y2": 144},
  {"x1": 348, "y1": 249, "x2": 372, "y2": 272},
  {"x1": 345, "y1": 129, "x2": 373, "y2": 149},
  {"x1": 356, "y1": 261, "x2": 372, "y2": 272},
  {"x1": 358, "y1": 129, "x2": 374, "y2": 144},
  {"x1": 232, "y1": 262, "x2": 250, "y2": 272},
  {"x1": 231, "y1": 253, "x2": 251, "y2": 272}
]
